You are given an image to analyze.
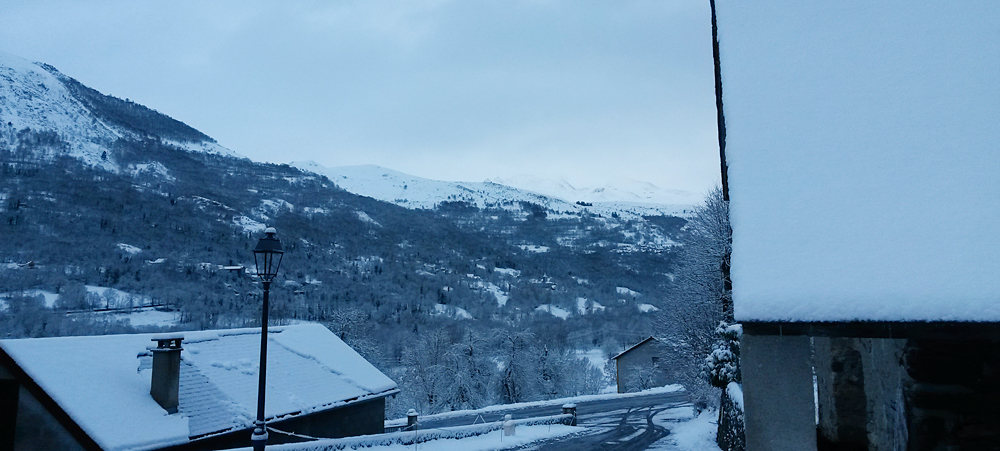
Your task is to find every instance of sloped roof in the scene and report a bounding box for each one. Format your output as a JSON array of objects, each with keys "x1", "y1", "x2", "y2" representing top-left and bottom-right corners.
[
  {"x1": 716, "y1": 2, "x2": 1000, "y2": 322},
  {"x1": 0, "y1": 323, "x2": 397, "y2": 451},
  {"x1": 612, "y1": 337, "x2": 660, "y2": 360}
]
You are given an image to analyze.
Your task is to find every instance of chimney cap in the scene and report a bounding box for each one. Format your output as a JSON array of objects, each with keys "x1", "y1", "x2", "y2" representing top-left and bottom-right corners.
[{"x1": 151, "y1": 334, "x2": 184, "y2": 349}]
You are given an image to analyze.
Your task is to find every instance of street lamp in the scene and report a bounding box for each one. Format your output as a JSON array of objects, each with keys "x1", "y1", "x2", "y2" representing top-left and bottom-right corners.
[{"x1": 251, "y1": 227, "x2": 283, "y2": 451}]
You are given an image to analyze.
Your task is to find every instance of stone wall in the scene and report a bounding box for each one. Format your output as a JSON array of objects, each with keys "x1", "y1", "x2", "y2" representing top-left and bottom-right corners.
[
  {"x1": 742, "y1": 334, "x2": 816, "y2": 451},
  {"x1": 815, "y1": 337, "x2": 908, "y2": 451},
  {"x1": 905, "y1": 339, "x2": 1000, "y2": 449}
]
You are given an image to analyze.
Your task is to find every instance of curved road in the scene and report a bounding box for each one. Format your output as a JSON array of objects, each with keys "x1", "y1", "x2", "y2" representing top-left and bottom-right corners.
[
  {"x1": 528, "y1": 405, "x2": 674, "y2": 451},
  {"x1": 407, "y1": 390, "x2": 689, "y2": 450}
]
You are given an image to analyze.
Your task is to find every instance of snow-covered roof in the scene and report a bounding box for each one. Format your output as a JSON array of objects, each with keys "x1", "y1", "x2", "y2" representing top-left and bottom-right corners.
[
  {"x1": 612, "y1": 337, "x2": 659, "y2": 360},
  {"x1": 0, "y1": 323, "x2": 397, "y2": 451},
  {"x1": 716, "y1": 3, "x2": 1000, "y2": 322}
]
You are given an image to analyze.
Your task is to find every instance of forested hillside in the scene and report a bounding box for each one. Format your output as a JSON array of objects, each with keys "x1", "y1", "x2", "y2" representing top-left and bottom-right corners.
[{"x1": 0, "y1": 55, "x2": 689, "y2": 417}]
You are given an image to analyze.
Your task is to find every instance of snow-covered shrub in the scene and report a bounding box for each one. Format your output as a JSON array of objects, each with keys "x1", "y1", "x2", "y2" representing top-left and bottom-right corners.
[
  {"x1": 717, "y1": 382, "x2": 745, "y2": 451},
  {"x1": 703, "y1": 322, "x2": 741, "y2": 388}
]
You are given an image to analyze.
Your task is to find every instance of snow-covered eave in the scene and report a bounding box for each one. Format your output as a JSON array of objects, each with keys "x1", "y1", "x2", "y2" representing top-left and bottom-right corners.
[
  {"x1": 265, "y1": 386, "x2": 400, "y2": 423},
  {"x1": 188, "y1": 387, "x2": 401, "y2": 442},
  {"x1": 741, "y1": 320, "x2": 1000, "y2": 340}
]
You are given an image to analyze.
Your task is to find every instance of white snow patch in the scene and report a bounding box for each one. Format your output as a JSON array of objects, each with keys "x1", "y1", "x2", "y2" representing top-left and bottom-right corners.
[
  {"x1": 486, "y1": 283, "x2": 508, "y2": 307},
  {"x1": 535, "y1": 304, "x2": 570, "y2": 319},
  {"x1": 519, "y1": 244, "x2": 550, "y2": 253},
  {"x1": 128, "y1": 162, "x2": 175, "y2": 181},
  {"x1": 117, "y1": 243, "x2": 142, "y2": 255},
  {"x1": 97, "y1": 307, "x2": 180, "y2": 327},
  {"x1": 638, "y1": 303, "x2": 660, "y2": 313},
  {"x1": 162, "y1": 139, "x2": 239, "y2": 158},
  {"x1": 727, "y1": 382, "x2": 744, "y2": 412},
  {"x1": 433, "y1": 303, "x2": 474, "y2": 320},
  {"x1": 259, "y1": 199, "x2": 293, "y2": 214},
  {"x1": 301, "y1": 207, "x2": 329, "y2": 215},
  {"x1": 355, "y1": 211, "x2": 381, "y2": 226},
  {"x1": 494, "y1": 267, "x2": 521, "y2": 277},
  {"x1": 576, "y1": 297, "x2": 606, "y2": 315},
  {"x1": 616, "y1": 286, "x2": 640, "y2": 296},
  {"x1": 233, "y1": 216, "x2": 266, "y2": 234}
]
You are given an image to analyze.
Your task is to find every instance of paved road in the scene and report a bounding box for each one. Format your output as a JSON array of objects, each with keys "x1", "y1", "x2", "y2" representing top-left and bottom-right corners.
[
  {"x1": 407, "y1": 390, "x2": 690, "y2": 450},
  {"x1": 527, "y1": 404, "x2": 677, "y2": 451}
]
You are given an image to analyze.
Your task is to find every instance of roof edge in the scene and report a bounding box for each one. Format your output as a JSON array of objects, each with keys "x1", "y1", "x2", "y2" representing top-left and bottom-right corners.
[
  {"x1": 743, "y1": 321, "x2": 1000, "y2": 340},
  {"x1": 0, "y1": 345, "x2": 103, "y2": 451}
]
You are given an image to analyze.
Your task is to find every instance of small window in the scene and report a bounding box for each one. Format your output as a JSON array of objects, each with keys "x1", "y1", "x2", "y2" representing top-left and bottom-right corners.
[{"x1": 651, "y1": 356, "x2": 659, "y2": 366}]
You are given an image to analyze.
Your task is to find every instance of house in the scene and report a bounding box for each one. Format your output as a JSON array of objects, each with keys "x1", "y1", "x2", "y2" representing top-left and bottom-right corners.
[
  {"x1": 713, "y1": 2, "x2": 1000, "y2": 450},
  {"x1": 612, "y1": 337, "x2": 669, "y2": 393},
  {"x1": 0, "y1": 323, "x2": 398, "y2": 451}
]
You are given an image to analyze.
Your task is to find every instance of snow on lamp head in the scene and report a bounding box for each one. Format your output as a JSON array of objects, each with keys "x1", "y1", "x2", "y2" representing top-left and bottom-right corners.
[{"x1": 252, "y1": 227, "x2": 283, "y2": 282}]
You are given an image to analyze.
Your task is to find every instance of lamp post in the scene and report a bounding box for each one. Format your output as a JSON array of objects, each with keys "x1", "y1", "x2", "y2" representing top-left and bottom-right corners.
[{"x1": 251, "y1": 227, "x2": 283, "y2": 451}]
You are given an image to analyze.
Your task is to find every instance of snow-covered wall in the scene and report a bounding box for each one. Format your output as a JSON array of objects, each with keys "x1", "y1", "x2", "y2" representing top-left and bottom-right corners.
[{"x1": 717, "y1": 2, "x2": 1000, "y2": 322}]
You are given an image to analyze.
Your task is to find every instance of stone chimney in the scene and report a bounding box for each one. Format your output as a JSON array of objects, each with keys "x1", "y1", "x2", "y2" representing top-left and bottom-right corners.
[{"x1": 150, "y1": 334, "x2": 183, "y2": 413}]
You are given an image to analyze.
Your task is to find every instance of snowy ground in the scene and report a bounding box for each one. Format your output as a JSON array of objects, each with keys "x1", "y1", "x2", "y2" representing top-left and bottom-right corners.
[
  {"x1": 385, "y1": 385, "x2": 683, "y2": 428},
  {"x1": 96, "y1": 307, "x2": 180, "y2": 327},
  {"x1": 648, "y1": 408, "x2": 722, "y2": 451},
  {"x1": 226, "y1": 386, "x2": 705, "y2": 451}
]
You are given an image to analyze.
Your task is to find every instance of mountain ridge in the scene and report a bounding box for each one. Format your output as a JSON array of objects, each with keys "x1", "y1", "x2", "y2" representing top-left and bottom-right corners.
[
  {"x1": 293, "y1": 161, "x2": 693, "y2": 220},
  {"x1": 0, "y1": 51, "x2": 235, "y2": 171}
]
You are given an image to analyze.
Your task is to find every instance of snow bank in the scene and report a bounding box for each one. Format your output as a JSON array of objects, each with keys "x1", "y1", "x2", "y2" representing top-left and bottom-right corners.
[{"x1": 650, "y1": 408, "x2": 722, "y2": 451}]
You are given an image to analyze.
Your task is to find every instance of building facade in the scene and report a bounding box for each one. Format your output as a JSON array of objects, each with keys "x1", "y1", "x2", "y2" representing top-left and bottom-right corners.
[
  {"x1": 613, "y1": 337, "x2": 670, "y2": 394},
  {"x1": 713, "y1": 2, "x2": 1000, "y2": 450}
]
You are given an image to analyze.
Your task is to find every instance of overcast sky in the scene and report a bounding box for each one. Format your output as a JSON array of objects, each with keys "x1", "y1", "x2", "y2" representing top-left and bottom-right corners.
[{"x1": 1, "y1": 1, "x2": 720, "y2": 195}]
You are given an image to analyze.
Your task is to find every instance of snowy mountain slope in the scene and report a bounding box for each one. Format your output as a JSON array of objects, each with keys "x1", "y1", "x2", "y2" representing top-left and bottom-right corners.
[
  {"x1": 293, "y1": 162, "x2": 693, "y2": 219},
  {"x1": 0, "y1": 51, "x2": 235, "y2": 170},
  {"x1": 0, "y1": 52, "x2": 119, "y2": 170},
  {"x1": 486, "y1": 174, "x2": 702, "y2": 206}
]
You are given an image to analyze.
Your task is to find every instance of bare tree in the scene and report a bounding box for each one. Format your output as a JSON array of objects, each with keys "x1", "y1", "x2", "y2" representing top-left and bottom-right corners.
[
  {"x1": 494, "y1": 329, "x2": 538, "y2": 404},
  {"x1": 656, "y1": 186, "x2": 732, "y2": 409}
]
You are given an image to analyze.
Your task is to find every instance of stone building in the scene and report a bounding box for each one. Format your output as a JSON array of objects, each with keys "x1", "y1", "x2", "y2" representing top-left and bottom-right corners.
[
  {"x1": 612, "y1": 337, "x2": 670, "y2": 393},
  {"x1": 0, "y1": 323, "x2": 398, "y2": 451},
  {"x1": 713, "y1": 2, "x2": 1000, "y2": 450}
]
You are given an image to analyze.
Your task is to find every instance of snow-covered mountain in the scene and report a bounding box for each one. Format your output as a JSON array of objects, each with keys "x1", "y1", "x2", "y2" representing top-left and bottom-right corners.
[
  {"x1": 293, "y1": 162, "x2": 694, "y2": 219},
  {"x1": 486, "y1": 174, "x2": 702, "y2": 206},
  {"x1": 0, "y1": 51, "x2": 235, "y2": 170}
]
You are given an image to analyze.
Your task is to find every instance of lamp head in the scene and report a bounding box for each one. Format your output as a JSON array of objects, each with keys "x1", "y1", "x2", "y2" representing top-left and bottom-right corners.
[{"x1": 253, "y1": 227, "x2": 283, "y2": 282}]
